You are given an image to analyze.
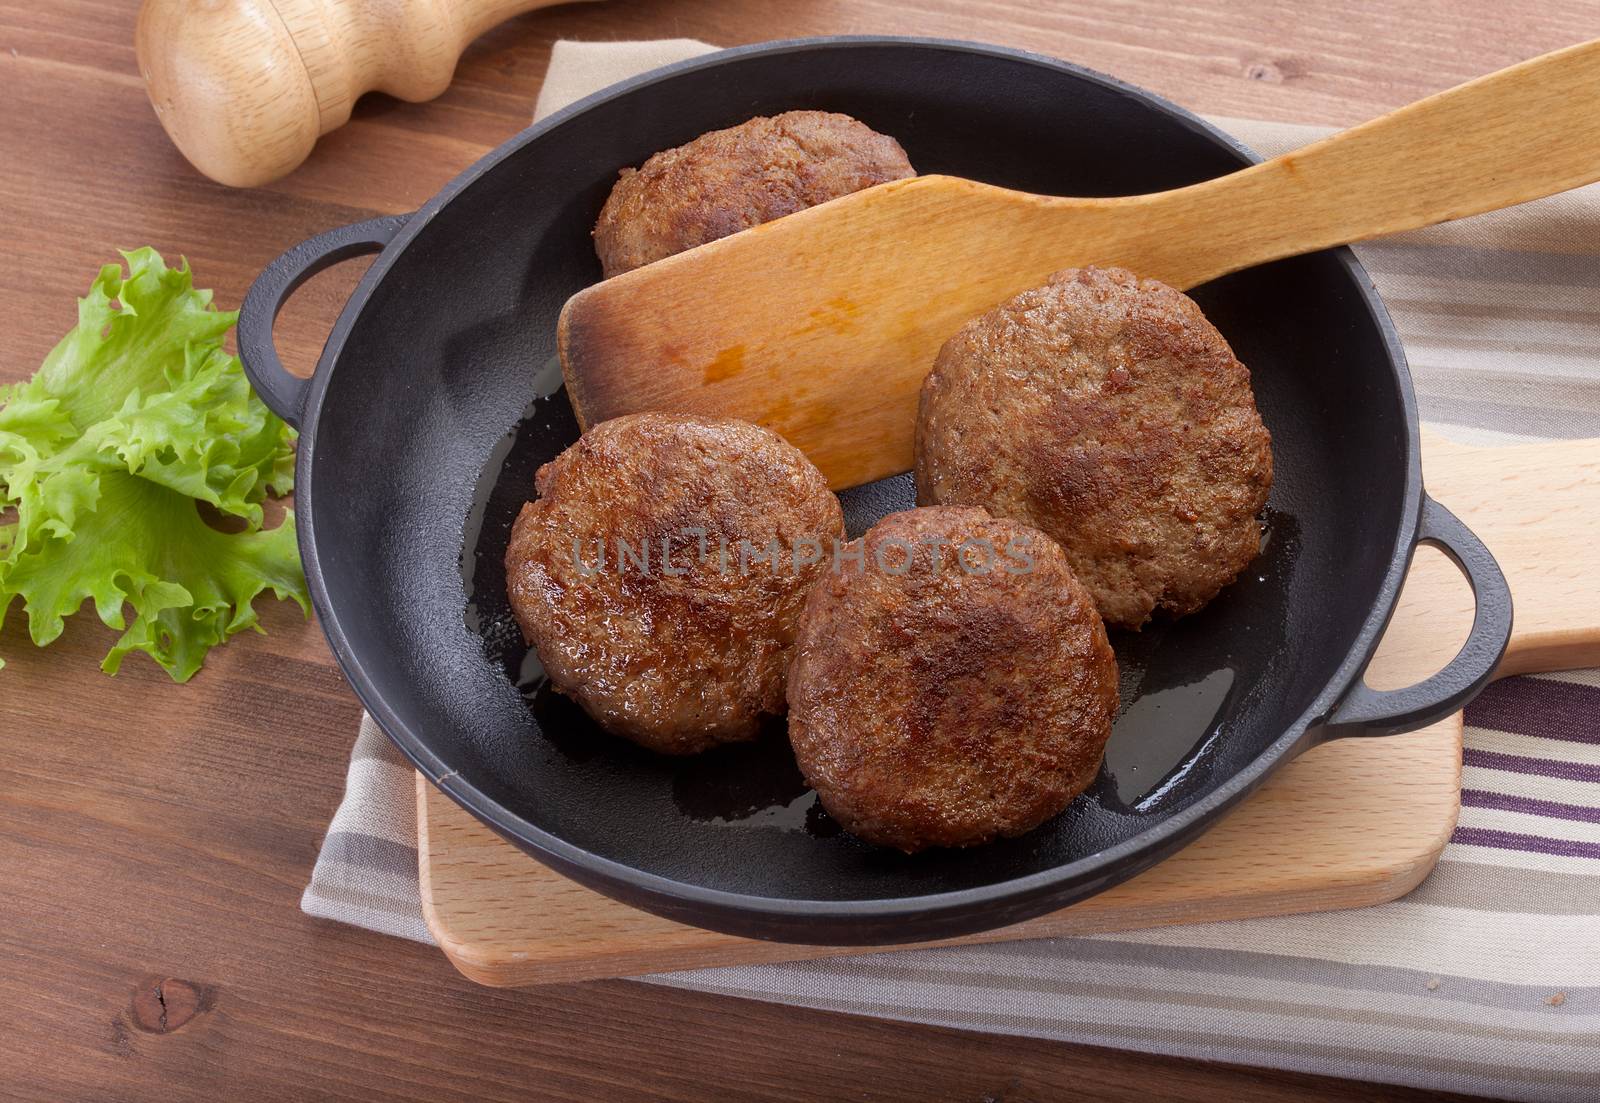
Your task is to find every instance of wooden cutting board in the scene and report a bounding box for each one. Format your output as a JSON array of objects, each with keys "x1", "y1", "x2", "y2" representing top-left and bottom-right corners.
[{"x1": 418, "y1": 431, "x2": 1600, "y2": 986}]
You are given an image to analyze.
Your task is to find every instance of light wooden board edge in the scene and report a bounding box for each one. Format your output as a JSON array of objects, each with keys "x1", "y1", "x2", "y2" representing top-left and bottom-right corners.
[{"x1": 418, "y1": 713, "x2": 1461, "y2": 987}]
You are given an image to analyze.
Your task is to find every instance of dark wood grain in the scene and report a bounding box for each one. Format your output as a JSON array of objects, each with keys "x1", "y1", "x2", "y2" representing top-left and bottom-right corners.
[{"x1": 0, "y1": 1, "x2": 1572, "y2": 1098}]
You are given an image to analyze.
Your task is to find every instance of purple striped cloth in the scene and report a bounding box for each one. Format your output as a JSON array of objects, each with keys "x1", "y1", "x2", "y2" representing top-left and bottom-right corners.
[
  {"x1": 304, "y1": 40, "x2": 1600, "y2": 1102},
  {"x1": 649, "y1": 678, "x2": 1600, "y2": 1103}
]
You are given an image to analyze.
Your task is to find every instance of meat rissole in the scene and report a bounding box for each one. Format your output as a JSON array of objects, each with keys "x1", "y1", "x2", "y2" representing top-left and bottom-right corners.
[
  {"x1": 505, "y1": 412, "x2": 844, "y2": 755},
  {"x1": 916, "y1": 265, "x2": 1274, "y2": 628},
  {"x1": 786, "y1": 506, "x2": 1119, "y2": 853},
  {"x1": 592, "y1": 110, "x2": 914, "y2": 278}
]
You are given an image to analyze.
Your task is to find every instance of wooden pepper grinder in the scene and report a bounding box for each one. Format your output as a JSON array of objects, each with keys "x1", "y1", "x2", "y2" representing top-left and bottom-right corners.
[{"x1": 136, "y1": 0, "x2": 592, "y2": 187}]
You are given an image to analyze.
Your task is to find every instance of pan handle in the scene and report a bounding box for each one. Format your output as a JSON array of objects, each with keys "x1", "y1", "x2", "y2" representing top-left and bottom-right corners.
[
  {"x1": 238, "y1": 214, "x2": 410, "y2": 428},
  {"x1": 1321, "y1": 494, "x2": 1512, "y2": 738}
]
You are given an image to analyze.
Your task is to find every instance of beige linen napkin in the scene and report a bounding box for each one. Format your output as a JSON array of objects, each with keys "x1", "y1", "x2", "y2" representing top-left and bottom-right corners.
[{"x1": 305, "y1": 40, "x2": 1600, "y2": 1102}]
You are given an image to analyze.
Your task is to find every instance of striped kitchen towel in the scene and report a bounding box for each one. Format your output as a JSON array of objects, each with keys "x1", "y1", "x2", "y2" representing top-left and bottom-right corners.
[{"x1": 302, "y1": 40, "x2": 1600, "y2": 1101}]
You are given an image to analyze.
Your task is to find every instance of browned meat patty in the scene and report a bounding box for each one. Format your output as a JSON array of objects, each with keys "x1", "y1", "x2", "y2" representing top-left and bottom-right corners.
[
  {"x1": 786, "y1": 507, "x2": 1118, "y2": 853},
  {"x1": 915, "y1": 266, "x2": 1273, "y2": 629},
  {"x1": 592, "y1": 110, "x2": 915, "y2": 278},
  {"x1": 505, "y1": 413, "x2": 844, "y2": 755}
]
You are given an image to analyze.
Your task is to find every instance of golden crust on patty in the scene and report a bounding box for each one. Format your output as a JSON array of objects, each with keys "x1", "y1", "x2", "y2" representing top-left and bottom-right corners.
[
  {"x1": 916, "y1": 266, "x2": 1273, "y2": 628},
  {"x1": 786, "y1": 506, "x2": 1118, "y2": 852},
  {"x1": 505, "y1": 413, "x2": 844, "y2": 754},
  {"x1": 593, "y1": 110, "x2": 914, "y2": 278}
]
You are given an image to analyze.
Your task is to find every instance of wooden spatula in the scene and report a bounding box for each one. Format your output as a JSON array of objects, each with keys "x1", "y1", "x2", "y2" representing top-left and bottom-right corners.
[{"x1": 559, "y1": 40, "x2": 1600, "y2": 490}]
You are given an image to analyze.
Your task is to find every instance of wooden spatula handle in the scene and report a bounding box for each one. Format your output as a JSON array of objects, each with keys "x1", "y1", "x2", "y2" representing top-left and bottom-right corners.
[
  {"x1": 1147, "y1": 39, "x2": 1600, "y2": 288},
  {"x1": 136, "y1": 0, "x2": 592, "y2": 188}
]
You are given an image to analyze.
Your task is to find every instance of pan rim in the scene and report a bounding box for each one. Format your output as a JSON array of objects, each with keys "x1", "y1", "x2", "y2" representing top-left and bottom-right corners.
[{"x1": 294, "y1": 34, "x2": 1423, "y2": 941}]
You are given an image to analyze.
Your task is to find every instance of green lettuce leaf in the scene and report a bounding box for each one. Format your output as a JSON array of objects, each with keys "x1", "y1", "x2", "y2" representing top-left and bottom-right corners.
[{"x1": 0, "y1": 248, "x2": 308, "y2": 681}]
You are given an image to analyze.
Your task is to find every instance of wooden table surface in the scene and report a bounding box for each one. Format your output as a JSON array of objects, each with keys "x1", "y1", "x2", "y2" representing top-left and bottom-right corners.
[{"x1": 1, "y1": 1, "x2": 1584, "y2": 1099}]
